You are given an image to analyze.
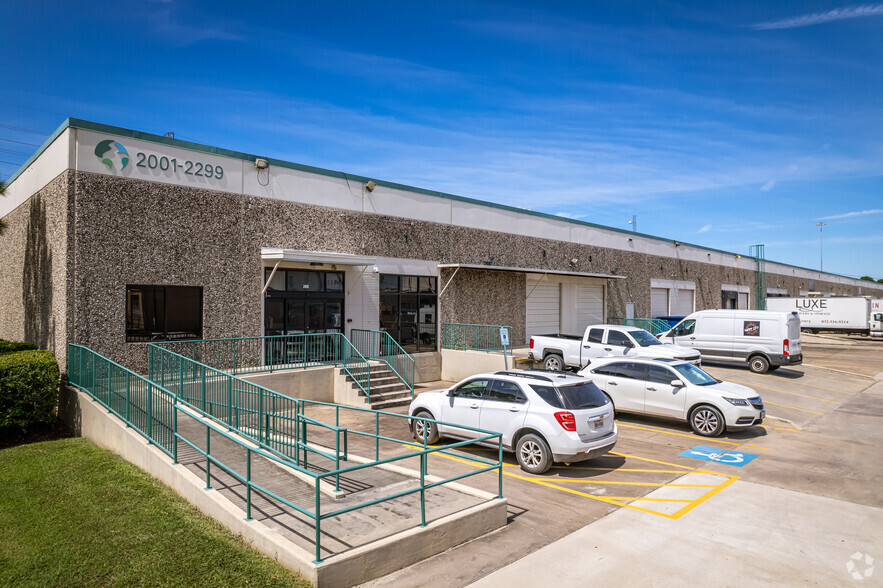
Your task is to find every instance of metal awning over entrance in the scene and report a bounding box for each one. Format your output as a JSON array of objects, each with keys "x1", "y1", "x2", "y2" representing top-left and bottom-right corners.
[
  {"x1": 437, "y1": 263, "x2": 626, "y2": 298},
  {"x1": 261, "y1": 248, "x2": 377, "y2": 266}
]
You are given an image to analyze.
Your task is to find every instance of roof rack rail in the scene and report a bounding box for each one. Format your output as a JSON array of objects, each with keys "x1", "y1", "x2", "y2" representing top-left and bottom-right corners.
[{"x1": 494, "y1": 370, "x2": 554, "y2": 382}]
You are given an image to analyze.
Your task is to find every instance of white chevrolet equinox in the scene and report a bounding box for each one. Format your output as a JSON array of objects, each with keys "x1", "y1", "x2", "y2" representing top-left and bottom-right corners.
[{"x1": 408, "y1": 370, "x2": 617, "y2": 474}]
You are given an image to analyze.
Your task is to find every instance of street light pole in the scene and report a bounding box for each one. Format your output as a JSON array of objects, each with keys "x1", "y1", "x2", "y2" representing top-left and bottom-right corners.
[{"x1": 816, "y1": 222, "x2": 826, "y2": 271}]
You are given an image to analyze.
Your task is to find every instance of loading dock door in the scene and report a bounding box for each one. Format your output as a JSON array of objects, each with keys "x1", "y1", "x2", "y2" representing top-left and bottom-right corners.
[
  {"x1": 650, "y1": 288, "x2": 669, "y2": 318},
  {"x1": 526, "y1": 278, "x2": 560, "y2": 341},
  {"x1": 578, "y1": 285, "x2": 604, "y2": 329},
  {"x1": 671, "y1": 289, "x2": 694, "y2": 316}
]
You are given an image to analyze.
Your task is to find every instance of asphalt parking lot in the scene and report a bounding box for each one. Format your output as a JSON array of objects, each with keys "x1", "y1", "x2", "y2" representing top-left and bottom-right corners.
[{"x1": 358, "y1": 334, "x2": 883, "y2": 587}]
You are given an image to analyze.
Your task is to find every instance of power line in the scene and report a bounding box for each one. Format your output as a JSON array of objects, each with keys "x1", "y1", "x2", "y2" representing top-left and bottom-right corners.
[{"x1": 0, "y1": 123, "x2": 48, "y2": 135}]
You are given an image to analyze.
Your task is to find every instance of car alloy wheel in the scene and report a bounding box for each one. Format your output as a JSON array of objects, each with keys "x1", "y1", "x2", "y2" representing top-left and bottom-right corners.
[
  {"x1": 515, "y1": 433, "x2": 552, "y2": 474},
  {"x1": 544, "y1": 354, "x2": 564, "y2": 371},
  {"x1": 690, "y1": 405, "x2": 724, "y2": 437}
]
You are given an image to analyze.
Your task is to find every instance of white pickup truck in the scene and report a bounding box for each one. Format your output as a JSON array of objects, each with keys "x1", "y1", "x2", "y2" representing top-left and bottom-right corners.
[{"x1": 529, "y1": 324, "x2": 702, "y2": 371}]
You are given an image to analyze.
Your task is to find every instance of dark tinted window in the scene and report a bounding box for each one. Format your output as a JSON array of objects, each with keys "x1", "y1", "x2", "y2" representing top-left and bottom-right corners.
[
  {"x1": 607, "y1": 330, "x2": 632, "y2": 346},
  {"x1": 647, "y1": 365, "x2": 676, "y2": 384},
  {"x1": 587, "y1": 328, "x2": 604, "y2": 343},
  {"x1": 558, "y1": 382, "x2": 609, "y2": 409},
  {"x1": 591, "y1": 365, "x2": 618, "y2": 376},
  {"x1": 614, "y1": 362, "x2": 647, "y2": 380},
  {"x1": 126, "y1": 285, "x2": 202, "y2": 342},
  {"x1": 487, "y1": 380, "x2": 527, "y2": 403},
  {"x1": 673, "y1": 319, "x2": 695, "y2": 337},
  {"x1": 530, "y1": 385, "x2": 564, "y2": 409},
  {"x1": 454, "y1": 379, "x2": 487, "y2": 399}
]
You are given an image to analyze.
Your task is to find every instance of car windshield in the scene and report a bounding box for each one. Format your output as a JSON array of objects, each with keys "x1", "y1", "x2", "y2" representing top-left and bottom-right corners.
[
  {"x1": 557, "y1": 381, "x2": 609, "y2": 409},
  {"x1": 630, "y1": 329, "x2": 662, "y2": 347},
  {"x1": 672, "y1": 363, "x2": 720, "y2": 386}
]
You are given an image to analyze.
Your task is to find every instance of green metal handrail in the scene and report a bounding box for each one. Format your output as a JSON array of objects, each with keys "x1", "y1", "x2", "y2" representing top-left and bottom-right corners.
[
  {"x1": 68, "y1": 343, "x2": 503, "y2": 566},
  {"x1": 608, "y1": 317, "x2": 672, "y2": 335},
  {"x1": 441, "y1": 323, "x2": 514, "y2": 354},
  {"x1": 68, "y1": 344, "x2": 178, "y2": 458},
  {"x1": 151, "y1": 333, "x2": 372, "y2": 399},
  {"x1": 350, "y1": 329, "x2": 415, "y2": 394}
]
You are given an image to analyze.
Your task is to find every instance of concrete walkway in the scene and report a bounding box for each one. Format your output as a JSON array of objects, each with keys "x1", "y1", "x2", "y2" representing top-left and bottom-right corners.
[{"x1": 471, "y1": 379, "x2": 883, "y2": 587}]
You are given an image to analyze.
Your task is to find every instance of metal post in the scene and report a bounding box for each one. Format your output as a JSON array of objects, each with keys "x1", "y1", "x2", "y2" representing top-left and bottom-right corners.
[
  {"x1": 201, "y1": 364, "x2": 206, "y2": 413},
  {"x1": 420, "y1": 453, "x2": 426, "y2": 527},
  {"x1": 245, "y1": 448, "x2": 253, "y2": 520},
  {"x1": 498, "y1": 441, "x2": 504, "y2": 499},
  {"x1": 205, "y1": 425, "x2": 212, "y2": 490},
  {"x1": 314, "y1": 484, "x2": 323, "y2": 564},
  {"x1": 816, "y1": 221, "x2": 826, "y2": 271},
  {"x1": 147, "y1": 383, "x2": 153, "y2": 445},
  {"x1": 227, "y1": 376, "x2": 233, "y2": 430},
  {"x1": 125, "y1": 372, "x2": 131, "y2": 426},
  {"x1": 172, "y1": 404, "x2": 178, "y2": 464}
]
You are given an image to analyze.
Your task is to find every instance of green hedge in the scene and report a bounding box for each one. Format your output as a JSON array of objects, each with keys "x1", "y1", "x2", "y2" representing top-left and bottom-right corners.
[
  {"x1": 0, "y1": 341, "x2": 39, "y2": 355},
  {"x1": 0, "y1": 350, "x2": 60, "y2": 428}
]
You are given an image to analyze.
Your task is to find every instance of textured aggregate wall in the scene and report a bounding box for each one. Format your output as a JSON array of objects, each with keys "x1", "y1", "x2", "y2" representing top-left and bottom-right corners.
[
  {"x1": 3, "y1": 170, "x2": 875, "y2": 374},
  {"x1": 0, "y1": 171, "x2": 71, "y2": 367}
]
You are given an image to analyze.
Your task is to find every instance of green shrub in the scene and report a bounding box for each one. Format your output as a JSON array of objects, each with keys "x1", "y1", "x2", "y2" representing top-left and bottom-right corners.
[
  {"x1": 0, "y1": 340, "x2": 39, "y2": 355},
  {"x1": 0, "y1": 350, "x2": 60, "y2": 428}
]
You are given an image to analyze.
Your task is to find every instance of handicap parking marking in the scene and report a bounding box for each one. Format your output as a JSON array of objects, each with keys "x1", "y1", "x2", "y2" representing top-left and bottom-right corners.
[
  {"x1": 403, "y1": 442, "x2": 741, "y2": 520},
  {"x1": 679, "y1": 445, "x2": 759, "y2": 467}
]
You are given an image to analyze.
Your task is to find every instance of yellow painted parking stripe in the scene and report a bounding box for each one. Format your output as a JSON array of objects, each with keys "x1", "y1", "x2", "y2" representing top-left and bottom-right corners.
[
  {"x1": 402, "y1": 444, "x2": 740, "y2": 519},
  {"x1": 763, "y1": 400, "x2": 825, "y2": 415},
  {"x1": 719, "y1": 377, "x2": 841, "y2": 404},
  {"x1": 563, "y1": 466, "x2": 702, "y2": 474},
  {"x1": 704, "y1": 366, "x2": 857, "y2": 395},
  {"x1": 617, "y1": 423, "x2": 770, "y2": 450},
  {"x1": 773, "y1": 427, "x2": 805, "y2": 433},
  {"x1": 604, "y1": 497, "x2": 695, "y2": 503},
  {"x1": 542, "y1": 478, "x2": 718, "y2": 487}
]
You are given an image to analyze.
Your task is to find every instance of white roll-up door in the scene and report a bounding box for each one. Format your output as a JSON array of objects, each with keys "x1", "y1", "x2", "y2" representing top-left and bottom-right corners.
[
  {"x1": 738, "y1": 292, "x2": 750, "y2": 310},
  {"x1": 650, "y1": 288, "x2": 669, "y2": 317},
  {"x1": 527, "y1": 278, "x2": 560, "y2": 342},
  {"x1": 578, "y1": 285, "x2": 604, "y2": 327},
  {"x1": 671, "y1": 288, "x2": 694, "y2": 316}
]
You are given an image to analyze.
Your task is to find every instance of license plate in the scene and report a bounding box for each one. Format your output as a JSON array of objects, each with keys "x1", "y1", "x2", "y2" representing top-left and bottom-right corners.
[{"x1": 593, "y1": 417, "x2": 604, "y2": 430}]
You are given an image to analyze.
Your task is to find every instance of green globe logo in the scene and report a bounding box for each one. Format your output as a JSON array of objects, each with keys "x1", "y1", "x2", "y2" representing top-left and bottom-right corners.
[{"x1": 94, "y1": 139, "x2": 130, "y2": 170}]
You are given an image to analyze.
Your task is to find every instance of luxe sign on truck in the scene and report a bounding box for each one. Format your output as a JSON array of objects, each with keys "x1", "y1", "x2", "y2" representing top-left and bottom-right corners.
[{"x1": 765, "y1": 297, "x2": 882, "y2": 336}]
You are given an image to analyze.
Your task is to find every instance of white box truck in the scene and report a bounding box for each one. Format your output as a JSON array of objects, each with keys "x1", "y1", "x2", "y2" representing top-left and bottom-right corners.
[{"x1": 765, "y1": 297, "x2": 882, "y2": 336}]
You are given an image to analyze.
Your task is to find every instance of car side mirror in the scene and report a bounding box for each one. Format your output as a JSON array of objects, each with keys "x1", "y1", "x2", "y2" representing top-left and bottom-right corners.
[
  {"x1": 671, "y1": 379, "x2": 685, "y2": 387},
  {"x1": 446, "y1": 389, "x2": 455, "y2": 397}
]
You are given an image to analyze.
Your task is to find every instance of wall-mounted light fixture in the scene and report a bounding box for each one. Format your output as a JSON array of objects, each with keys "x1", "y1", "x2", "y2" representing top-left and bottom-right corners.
[
  {"x1": 483, "y1": 256, "x2": 495, "y2": 265},
  {"x1": 570, "y1": 258, "x2": 579, "y2": 265},
  {"x1": 736, "y1": 254, "x2": 742, "y2": 259},
  {"x1": 365, "y1": 180, "x2": 377, "y2": 192},
  {"x1": 674, "y1": 241, "x2": 681, "y2": 247},
  {"x1": 255, "y1": 158, "x2": 269, "y2": 169}
]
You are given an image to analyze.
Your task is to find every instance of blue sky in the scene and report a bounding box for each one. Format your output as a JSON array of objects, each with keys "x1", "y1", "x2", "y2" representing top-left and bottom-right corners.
[{"x1": 2, "y1": 1, "x2": 881, "y2": 278}]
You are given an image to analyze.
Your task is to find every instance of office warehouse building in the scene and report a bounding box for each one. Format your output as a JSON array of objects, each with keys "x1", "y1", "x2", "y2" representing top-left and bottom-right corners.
[{"x1": 2, "y1": 119, "x2": 881, "y2": 377}]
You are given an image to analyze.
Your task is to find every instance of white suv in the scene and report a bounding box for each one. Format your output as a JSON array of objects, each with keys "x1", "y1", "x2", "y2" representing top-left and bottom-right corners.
[
  {"x1": 579, "y1": 358, "x2": 764, "y2": 437},
  {"x1": 408, "y1": 370, "x2": 617, "y2": 474}
]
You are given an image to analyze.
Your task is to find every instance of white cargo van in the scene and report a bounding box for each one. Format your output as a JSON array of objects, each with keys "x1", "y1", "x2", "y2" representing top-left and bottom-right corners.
[{"x1": 658, "y1": 310, "x2": 802, "y2": 373}]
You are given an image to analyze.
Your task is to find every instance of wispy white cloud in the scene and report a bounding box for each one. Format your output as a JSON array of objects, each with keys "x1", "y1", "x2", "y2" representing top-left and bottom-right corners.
[
  {"x1": 760, "y1": 180, "x2": 776, "y2": 191},
  {"x1": 698, "y1": 224, "x2": 712, "y2": 233},
  {"x1": 821, "y1": 209, "x2": 883, "y2": 220},
  {"x1": 752, "y1": 5, "x2": 883, "y2": 30}
]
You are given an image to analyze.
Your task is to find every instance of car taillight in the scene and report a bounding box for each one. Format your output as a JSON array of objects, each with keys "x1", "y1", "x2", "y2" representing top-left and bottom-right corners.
[
  {"x1": 783, "y1": 339, "x2": 789, "y2": 356},
  {"x1": 530, "y1": 337, "x2": 534, "y2": 349},
  {"x1": 554, "y1": 411, "x2": 576, "y2": 431}
]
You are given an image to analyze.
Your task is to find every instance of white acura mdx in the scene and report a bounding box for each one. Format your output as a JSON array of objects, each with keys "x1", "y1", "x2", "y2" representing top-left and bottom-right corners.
[{"x1": 408, "y1": 370, "x2": 617, "y2": 474}]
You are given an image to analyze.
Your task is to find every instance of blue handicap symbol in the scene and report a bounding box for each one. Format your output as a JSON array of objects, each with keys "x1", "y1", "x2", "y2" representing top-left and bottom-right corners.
[{"x1": 679, "y1": 445, "x2": 758, "y2": 467}]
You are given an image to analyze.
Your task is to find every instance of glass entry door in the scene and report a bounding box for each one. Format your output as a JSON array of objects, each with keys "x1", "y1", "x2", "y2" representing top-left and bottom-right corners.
[{"x1": 264, "y1": 269, "x2": 344, "y2": 335}]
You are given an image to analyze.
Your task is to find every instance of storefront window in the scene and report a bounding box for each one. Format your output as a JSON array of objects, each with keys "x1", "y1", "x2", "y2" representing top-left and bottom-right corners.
[{"x1": 379, "y1": 274, "x2": 437, "y2": 352}]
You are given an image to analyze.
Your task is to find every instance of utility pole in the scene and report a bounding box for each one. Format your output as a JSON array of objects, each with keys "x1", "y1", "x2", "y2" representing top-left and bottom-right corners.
[
  {"x1": 629, "y1": 215, "x2": 637, "y2": 232},
  {"x1": 816, "y1": 222, "x2": 826, "y2": 271}
]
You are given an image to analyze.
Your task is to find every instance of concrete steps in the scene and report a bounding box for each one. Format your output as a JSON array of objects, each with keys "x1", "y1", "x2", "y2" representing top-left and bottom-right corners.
[{"x1": 339, "y1": 364, "x2": 414, "y2": 409}]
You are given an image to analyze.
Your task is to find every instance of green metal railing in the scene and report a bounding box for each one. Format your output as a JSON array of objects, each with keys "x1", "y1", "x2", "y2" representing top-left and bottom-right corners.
[
  {"x1": 151, "y1": 333, "x2": 372, "y2": 399},
  {"x1": 442, "y1": 323, "x2": 514, "y2": 354},
  {"x1": 68, "y1": 343, "x2": 504, "y2": 564},
  {"x1": 608, "y1": 317, "x2": 672, "y2": 335},
  {"x1": 68, "y1": 344, "x2": 178, "y2": 458},
  {"x1": 350, "y1": 329, "x2": 415, "y2": 394}
]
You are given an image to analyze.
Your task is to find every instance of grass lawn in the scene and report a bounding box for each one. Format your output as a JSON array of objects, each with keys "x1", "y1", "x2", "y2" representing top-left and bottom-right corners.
[{"x1": 0, "y1": 437, "x2": 313, "y2": 587}]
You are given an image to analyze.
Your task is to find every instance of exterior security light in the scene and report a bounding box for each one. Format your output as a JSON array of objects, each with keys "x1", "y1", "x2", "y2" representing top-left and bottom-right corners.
[
  {"x1": 255, "y1": 158, "x2": 269, "y2": 169},
  {"x1": 366, "y1": 180, "x2": 377, "y2": 192}
]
